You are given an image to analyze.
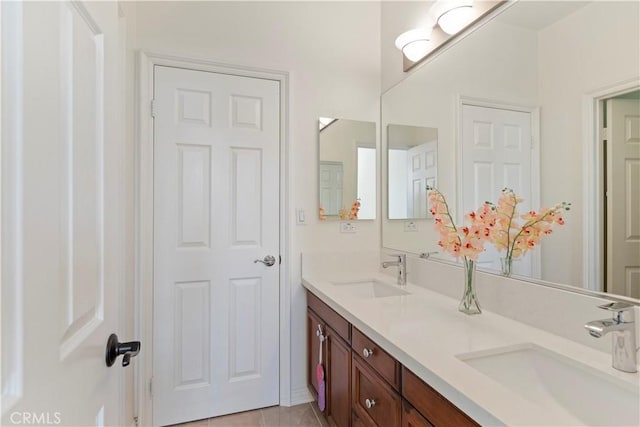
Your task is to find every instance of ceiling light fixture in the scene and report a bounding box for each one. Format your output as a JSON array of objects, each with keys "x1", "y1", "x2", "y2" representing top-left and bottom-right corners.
[
  {"x1": 432, "y1": 0, "x2": 474, "y2": 35},
  {"x1": 394, "y1": 28, "x2": 433, "y2": 62}
]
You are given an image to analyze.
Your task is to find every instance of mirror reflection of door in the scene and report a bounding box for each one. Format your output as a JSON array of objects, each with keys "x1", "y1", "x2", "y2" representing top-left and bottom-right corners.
[
  {"x1": 387, "y1": 124, "x2": 438, "y2": 219},
  {"x1": 460, "y1": 103, "x2": 538, "y2": 276},
  {"x1": 407, "y1": 142, "x2": 437, "y2": 218},
  {"x1": 605, "y1": 92, "x2": 640, "y2": 298},
  {"x1": 320, "y1": 161, "x2": 344, "y2": 216}
]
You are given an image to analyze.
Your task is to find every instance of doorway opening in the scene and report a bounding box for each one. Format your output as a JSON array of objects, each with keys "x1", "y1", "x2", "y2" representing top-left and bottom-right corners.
[{"x1": 599, "y1": 89, "x2": 640, "y2": 298}]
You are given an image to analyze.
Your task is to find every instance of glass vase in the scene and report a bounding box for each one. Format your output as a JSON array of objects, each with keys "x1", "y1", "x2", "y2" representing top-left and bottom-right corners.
[
  {"x1": 459, "y1": 258, "x2": 481, "y2": 315},
  {"x1": 500, "y1": 255, "x2": 513, "y2": 277}
]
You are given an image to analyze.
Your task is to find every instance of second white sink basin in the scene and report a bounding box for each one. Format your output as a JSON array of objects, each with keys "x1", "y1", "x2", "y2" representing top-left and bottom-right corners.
[
  {"x1": 458, "y1": 343, "x2": 639, "y2": 426},
  {"x1": 332, "y1": 280, "x2": 409, "y2": 298}
]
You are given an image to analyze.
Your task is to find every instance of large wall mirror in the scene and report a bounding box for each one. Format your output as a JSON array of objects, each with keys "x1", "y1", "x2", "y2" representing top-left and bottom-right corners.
[
  {"x1": 382, "y1": 0, "x2": 640, "y2": 300},
  {"x1": 319, "y1": 118, "x2": 376, "y2": 220}
]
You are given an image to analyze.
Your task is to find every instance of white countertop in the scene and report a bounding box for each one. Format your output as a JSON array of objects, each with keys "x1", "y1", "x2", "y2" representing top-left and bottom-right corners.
[{"x1": 302, "y1": 268, "x2": 640, "y2": 426}]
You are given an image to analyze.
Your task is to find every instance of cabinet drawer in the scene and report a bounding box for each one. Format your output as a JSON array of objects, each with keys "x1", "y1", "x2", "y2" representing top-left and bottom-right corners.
[
  {"x1": 402, "y1": 367, "x2": 478, "y2": 427},
  {"x1": 307, "y1": 291, "x2": 350, "y2": 343},
  {"x1": 352, "y1": 355, "x2": 401, "y2": 427},
  {"x1": 352, "y1": 327, "x2": 401, "y2": 391},
  {"x1": 402, "y1": 399, "x2": 434, "y2": 427}
]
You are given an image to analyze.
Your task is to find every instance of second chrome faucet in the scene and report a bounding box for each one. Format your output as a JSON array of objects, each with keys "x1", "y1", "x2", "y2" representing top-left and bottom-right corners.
[
  {"x1": 585, "y1": 302, "x2": 637, "y2": 373},
  {"x1": 382, "y1": 254, "x2": 406, "y2": 287}
]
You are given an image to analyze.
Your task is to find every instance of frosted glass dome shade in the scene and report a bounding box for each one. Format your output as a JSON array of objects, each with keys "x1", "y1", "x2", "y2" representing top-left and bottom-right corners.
[
  {"x1": 437, "y1": 4, "x2": 473, "y2": 35},
  {"x1": 394, "y1": 28, "x2": 432, "y2": 62}
]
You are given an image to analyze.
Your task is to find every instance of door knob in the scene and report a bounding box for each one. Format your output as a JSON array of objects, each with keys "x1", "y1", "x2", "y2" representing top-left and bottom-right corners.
[
  {"x1": 106, "y1": 333, "x2": 141, "y2": 367},
  {"x1": 254, "y1": 255, "x2": 276, "y2": 267}
]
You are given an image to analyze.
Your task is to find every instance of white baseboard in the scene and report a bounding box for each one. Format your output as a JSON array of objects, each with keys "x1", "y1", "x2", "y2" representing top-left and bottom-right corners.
[{"x1": 286, "y1": 386, "x2": 314, "y2": 407}]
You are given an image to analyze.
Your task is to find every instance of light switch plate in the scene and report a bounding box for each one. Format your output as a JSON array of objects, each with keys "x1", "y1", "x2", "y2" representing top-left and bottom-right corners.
[
  {"x1": 340, "y1": 222, "x2": 357, "y2": 233},
  {"x1": 296, "y1": 208, "x2": 306, "y2": 225}
]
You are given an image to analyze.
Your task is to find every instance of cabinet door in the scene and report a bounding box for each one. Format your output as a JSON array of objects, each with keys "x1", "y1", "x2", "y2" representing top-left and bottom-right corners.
[
  {"x1": 402, "y1": 400, "x2": 434, "y2": 427},
  {"x1": 352, "y1": 355, "x2": 402, "y2": 427},
  {"x1": 327, "y1": 326, "x2": 352, "y2": 427},
  {"x1": 307, "y1": 309, "x2": 324, "y2": 395}
]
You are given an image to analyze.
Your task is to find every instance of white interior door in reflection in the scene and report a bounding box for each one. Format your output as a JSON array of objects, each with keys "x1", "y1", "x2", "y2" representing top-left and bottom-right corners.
[
  {"x1": 606, "y1": 97, "x2": 640, "y2": 298},
  {"x1": 407, "y1": 142, "x2": 437, "y2": 218},
  {"x1": 320, "y1": 161, "x2": 344, "y2": 216},
  {"x1": 461, "y1": 104, "x2": 536, "y2": 276}
]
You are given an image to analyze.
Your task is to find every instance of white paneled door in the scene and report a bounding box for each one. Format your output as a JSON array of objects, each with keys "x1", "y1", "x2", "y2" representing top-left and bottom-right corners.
[
  {"x1": 461, "y1": 104, "x2": 534, "y2": 275},
  {"x1": 606, "y1": 98, "x2": 640, "y2": 298},
  {"x1": 153, "y1": 66, "x2": 280, "y2": 426},
  {"x1": 407, "y1": 141, "x2": 437, "y2": 218},
  {"x1": 1, "y1": 1, "x2": 128, "y2": 426}
]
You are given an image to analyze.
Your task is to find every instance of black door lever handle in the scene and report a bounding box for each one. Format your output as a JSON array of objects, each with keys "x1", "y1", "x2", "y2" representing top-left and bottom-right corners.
[{"x1": 106, "y1": 333, "x2": 141, "y2": 367}]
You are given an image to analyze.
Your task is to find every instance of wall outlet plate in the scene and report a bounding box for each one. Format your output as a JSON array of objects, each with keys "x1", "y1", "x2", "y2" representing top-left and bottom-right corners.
[
  {"x1": 404, "y1": 221, "x2": 418, "y2": 232},
  {"x1": 340, "y1": 222, "x2": 357, "y2": 233}
]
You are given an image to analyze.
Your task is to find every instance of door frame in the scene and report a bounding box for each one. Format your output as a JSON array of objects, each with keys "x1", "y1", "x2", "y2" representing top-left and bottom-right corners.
[
  {"x1": 582, "y1": 77, "x2": 640, "y2": 292},
  {"x1": 456, "y1": 96, "x2": 541, "y2": 277},
  {"x1": 136, "y1": 51, "x2": 290, "y2": 426}
]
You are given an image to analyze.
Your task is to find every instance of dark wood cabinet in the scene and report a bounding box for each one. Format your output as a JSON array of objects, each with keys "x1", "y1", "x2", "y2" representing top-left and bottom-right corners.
[{"x1": 307, "y1": 290, "x2": 479, "y2": 427}]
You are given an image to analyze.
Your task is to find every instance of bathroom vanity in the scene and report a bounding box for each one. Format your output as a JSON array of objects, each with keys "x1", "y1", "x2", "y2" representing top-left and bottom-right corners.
[
  {"x1": 307, "y1": 291, "x2": 477, "y2": 427},
  {"x1": 302, "y1": 252, "x2": 639, "y2": 427}
]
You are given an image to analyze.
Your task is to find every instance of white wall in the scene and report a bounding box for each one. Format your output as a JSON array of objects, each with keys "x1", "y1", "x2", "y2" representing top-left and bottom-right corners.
[
  {"x1": 537, "y1": 0, "x2": 640, "y2": 287},
  {"x1": 134, "y1": 0, "x2": 381, "y2": 404}
]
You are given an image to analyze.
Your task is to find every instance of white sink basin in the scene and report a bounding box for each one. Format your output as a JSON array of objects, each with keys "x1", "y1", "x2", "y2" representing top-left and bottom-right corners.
[
  {"x1": 331, "y1": 280, "x2": 410, "y2": 298},
  {"x1": 458, "y1": 343, "x2": 639, "y2": 426}
]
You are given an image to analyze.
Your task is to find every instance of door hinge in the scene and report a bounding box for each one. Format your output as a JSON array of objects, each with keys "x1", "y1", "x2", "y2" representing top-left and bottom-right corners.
[
  {"x1": 133, "y1": 416, "x2": 139, "y2": 427},
  {"x1": 150, "y1": 99, "x2": 156, "y2": 118},
  {"x1": 602, "y1": 127, "x2": 608, "y2": 140},
  {"x1": 149, "y1": 377, "x2": 153, "y2": 397},
  {"x1": 279, "y1": 255, "x2": 282, "y2": 265}
]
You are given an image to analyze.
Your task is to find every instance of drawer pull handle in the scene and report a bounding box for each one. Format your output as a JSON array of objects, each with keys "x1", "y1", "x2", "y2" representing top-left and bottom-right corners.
[
  {"x1": 365, "y1": 398, "x2": 376, "y2": 409},
  {"x1": 363, "y1": 348, "x2": 374, "y2": 358}
]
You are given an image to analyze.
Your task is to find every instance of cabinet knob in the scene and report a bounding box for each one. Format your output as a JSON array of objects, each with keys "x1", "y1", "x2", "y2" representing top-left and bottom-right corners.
[
  {"x1": 363, "y1": 348, "x2": 374, "y2": 358},
  {"x1": 365, "y1": 398, "x2": 376, "y2": 409}
]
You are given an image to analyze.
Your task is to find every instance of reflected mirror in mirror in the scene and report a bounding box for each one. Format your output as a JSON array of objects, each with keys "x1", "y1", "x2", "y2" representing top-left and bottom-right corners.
[
  {"x1": 381, "y1": 0, "x2": 640, "y2": 300},
  {"x1": 387, "y1": 124, "x2": 438, "y2": 219},
  {"x1": 318, "y1": 118, "x2": 376, "y2": 220}
]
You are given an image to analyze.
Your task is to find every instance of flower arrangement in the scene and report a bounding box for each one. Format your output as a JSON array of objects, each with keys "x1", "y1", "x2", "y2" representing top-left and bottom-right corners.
[
  {"x1": 319, "y1": 206, "x2": 327, "y2": 221},
  {"x1": 428, "y1": 187, "x2": 496, "y2": 261},
  {"x1": 428, "y1": 186, "x2": 496, "y2": 314},
  {"x1": 489, "y1": 188, "x2": 570, "y2": 275},
  {"x1": 339, "y1": 199, "x2": 361, "y2": 220}
]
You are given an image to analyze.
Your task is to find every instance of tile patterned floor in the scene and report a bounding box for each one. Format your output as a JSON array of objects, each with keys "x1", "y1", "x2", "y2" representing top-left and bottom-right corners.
[{"x1": 169, "y1": 402, "x2": 330, "y2": 427}]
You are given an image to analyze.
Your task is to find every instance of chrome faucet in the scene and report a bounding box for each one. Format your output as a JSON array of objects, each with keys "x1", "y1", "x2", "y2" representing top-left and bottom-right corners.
[
  {"x1": 585, "y1": 302, "x2": 637, "y2": 373},
  {"x1": 382, "y1": 254, "x2": 406, "y2": 287}
]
